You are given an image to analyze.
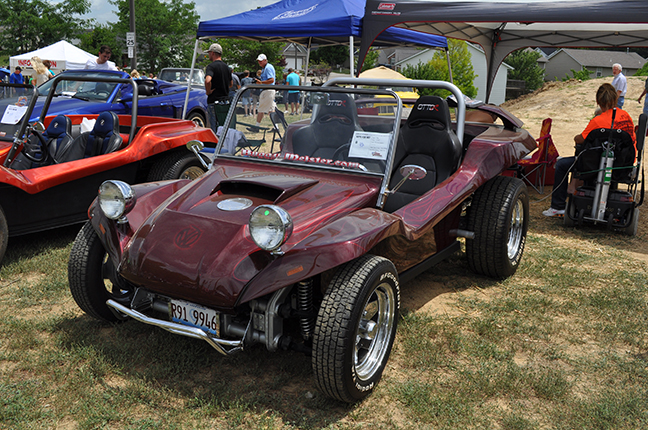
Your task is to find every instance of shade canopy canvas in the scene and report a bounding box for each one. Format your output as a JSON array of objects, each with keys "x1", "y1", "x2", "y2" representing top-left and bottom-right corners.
[
  {"x1": 183, "y1": 0, "x2": 448, "y2": 118},
  {"x1": 196, "y1": 0, "x2": 447, "y2": 49},
  {"x1": 9, "y1": 40, "x2": 96, "y2": 72},
  {"x1": 359, "y1": 0, "x2": 648, "y2": 102}
]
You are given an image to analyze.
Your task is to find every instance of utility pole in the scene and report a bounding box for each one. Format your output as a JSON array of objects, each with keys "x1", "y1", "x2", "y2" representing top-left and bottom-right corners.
[{"x1": 129, "y1": 0, "x2": 136, "y2": 69}]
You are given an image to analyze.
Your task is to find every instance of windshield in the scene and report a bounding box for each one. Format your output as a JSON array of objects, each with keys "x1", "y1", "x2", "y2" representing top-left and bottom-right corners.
[
  {"x1": 37, "y1": 71, "x2": 121, "y2": 101},
  {"x1": 158, "y1": 69, "x2": 205, "y2": 85},
  {"x1": 217, "y1": 85, "x2": 401, "y2": 176},
  {"x1": 0, "y1": 83, "x2": 36, "y2": 142}
]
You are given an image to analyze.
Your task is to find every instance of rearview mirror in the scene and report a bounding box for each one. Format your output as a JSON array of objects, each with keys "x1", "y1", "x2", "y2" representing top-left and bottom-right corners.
[
  {"x1": 311, "y1": 92, "x2": 329, "y2": 105},
  {"x1": 399, "y1": 164, "x2": 427, "y2": 181},
  {"x1": 31, "y1": 122, "x2": 45, "y2": 132}
]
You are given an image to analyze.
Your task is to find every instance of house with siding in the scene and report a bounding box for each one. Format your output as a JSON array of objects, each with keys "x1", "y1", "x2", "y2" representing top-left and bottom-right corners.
[
  {"x1": 379, "y1": 43, "x2": 511, "y2": 105},
  {"x1": 544, "y1": 48, "x2": 646, "y2": 81}
]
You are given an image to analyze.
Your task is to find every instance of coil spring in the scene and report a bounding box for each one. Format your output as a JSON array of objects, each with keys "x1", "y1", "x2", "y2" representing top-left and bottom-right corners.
[{"x1": 297, "y1": 279, "x2": 315, "y2": 341}]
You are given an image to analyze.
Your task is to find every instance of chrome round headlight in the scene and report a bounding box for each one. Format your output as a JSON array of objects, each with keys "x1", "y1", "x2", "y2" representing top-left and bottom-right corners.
[
  {"x1": 98, "y1": 180, "x2": 136, "y2": 220},
  {"x1": 249, "y1": 205, "x2": 293, "y2": 252}
]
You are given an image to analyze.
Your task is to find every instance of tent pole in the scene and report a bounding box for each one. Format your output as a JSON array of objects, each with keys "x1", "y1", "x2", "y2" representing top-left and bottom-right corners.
[
  {"x1": 182, "y1": 38, "x2": 200, "y2": 120},
  {"x1": 349, "y1": 36, "x2": 355, "y2": 77},
  {"x1": 445, "y1": 47, "x2": 453, "y2": 84}
]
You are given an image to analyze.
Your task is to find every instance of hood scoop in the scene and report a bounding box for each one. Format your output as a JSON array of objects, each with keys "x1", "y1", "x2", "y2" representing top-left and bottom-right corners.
[{"x1": 215, "y1": 174, "x2": 319, "y2": 204}]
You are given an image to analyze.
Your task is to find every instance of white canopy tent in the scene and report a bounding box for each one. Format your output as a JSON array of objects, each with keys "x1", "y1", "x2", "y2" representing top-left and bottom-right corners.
[{"x1": 9, "y1": 40, "x2": 96, "y2": 73}]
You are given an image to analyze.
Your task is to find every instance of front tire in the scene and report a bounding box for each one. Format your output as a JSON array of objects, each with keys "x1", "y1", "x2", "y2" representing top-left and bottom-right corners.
[
  {"x1": 466, "y1": 176, "x2": 529, "y2": 278},
  {"x1": 312, "y1": 255, "x2": 399, "y2": 402},
  {"x1": 147, "y1": 151, "x2": 207, "y2": 181},
  {"x1": 68, "y1": 222, "x2": 133, "y2": 322}
]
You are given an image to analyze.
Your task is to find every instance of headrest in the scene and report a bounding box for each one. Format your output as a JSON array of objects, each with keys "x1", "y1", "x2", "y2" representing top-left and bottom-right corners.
[
  {"x1": 313, "y1": 93, "x2": 357, "y2": 125},
  {"x1": 44, "y1": 115, "x2": 71, "y2": 138},
  {"x1": 407, "y1": 96, "x2": 451, "y2": 128},
  {"x1": 92, "y1": 112, "x2": 119, "y2": 137},
  {"x1": 137, "y1": 84, "x2": 153, "y2": 96}
]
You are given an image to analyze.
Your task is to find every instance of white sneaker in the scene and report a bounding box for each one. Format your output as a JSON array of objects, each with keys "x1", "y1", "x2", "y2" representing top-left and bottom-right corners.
[{"x1": 542, "y1": 207, "x2": 565, "y2": 217}]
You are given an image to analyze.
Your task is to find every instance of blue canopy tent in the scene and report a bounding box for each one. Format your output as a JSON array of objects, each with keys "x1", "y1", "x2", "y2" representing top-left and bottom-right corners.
[{"x1": 183, "y1": 0, "x2": 447, "y2": 118}]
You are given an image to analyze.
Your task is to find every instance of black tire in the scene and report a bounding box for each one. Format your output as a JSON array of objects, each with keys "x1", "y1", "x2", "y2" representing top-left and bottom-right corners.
[
  {"x1": 0, "y1": 205, "x2": 8, "y2": 264},
  {"x1": 68, "y1": 222, "x2": 134, "y2": 322},
  {"x1": 466, "y1": 176, "x2": 529, "y2": 279},
  {"x1": 147, "y1": 151, "x2": 207, "y2": 181},
  {"x1": 564, "y1": 198, "x2": 575, "y2": 227},
  {"x1": 624, "y1": 208, "x2": 639, "y2": 236},
  {"x1": 312, "y1": 255, "x2": 399, "y2": 402},
  {"x1": 188, "y1": 111, "x2": 207, "y2": 128}
]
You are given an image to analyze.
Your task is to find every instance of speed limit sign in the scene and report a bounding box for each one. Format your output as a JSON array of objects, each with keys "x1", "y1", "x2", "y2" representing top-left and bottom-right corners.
[{"x1": 126, "y1": 32, "x2": 135, "y2": 47}]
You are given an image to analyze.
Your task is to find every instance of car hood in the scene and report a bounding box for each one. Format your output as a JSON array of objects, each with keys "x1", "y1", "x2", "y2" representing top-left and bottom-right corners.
[{"x1": 118, "y1": 161, "x2": 382, "y2": 310}]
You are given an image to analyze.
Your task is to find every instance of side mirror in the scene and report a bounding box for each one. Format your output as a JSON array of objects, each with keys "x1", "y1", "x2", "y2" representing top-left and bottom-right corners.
[
  {"x1": 399, "y1": 164, "x2": 427, "y2": 181},
  {"x1": 186, "y1": 140, "x2": 210, "y2": 170},
  {"x1": 390, "y1": 164, "x2": 427, "y2": 194}
]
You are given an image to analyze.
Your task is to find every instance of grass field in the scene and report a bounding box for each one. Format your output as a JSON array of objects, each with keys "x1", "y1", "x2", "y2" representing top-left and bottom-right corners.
[{"x1": 1, "y1": 190, "x2": 647, "y2": 429}]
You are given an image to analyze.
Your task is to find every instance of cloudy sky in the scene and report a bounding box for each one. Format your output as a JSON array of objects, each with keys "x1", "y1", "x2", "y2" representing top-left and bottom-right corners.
[{"x1": 82, "y1": 0, "x2": 278, "y2": 25}]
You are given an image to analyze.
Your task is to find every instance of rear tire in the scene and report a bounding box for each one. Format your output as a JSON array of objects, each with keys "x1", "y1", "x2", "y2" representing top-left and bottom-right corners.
[
  {"x1": 0, "y1": 205, "x2": 8, "y2": 264},
  {"x1": 68, "y1": 222, "x2": 133, "y2": 322},
  {"x1": 466, "y1": 176, "x2": 529, "y2": 278},
  {"x1": 147, "y1": 151, "x2": 207, "y2": 181},
  {"x1": 312, "y1": 255, "x2": 399, "y2": 402}
]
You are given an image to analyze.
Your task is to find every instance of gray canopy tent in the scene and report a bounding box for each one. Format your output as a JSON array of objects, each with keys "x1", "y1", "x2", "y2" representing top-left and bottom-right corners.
[{"x1": 359, "y1": 0, "x2": 648, "y2": 102}]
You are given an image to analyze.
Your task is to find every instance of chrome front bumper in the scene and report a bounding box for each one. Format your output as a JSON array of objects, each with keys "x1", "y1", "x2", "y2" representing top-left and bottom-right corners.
[{"x1": 106, "y1": 299, "x2": 243, "y2": 355}]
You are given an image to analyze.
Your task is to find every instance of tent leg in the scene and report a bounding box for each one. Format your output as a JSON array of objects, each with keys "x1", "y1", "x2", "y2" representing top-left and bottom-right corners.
[
  {"x1": 349, "y1": 36, "x2": 354, "y2": 77},
  {"x1": 446, "y1": 47, "x2": 453, "y2": 84},
  {"x1": 182, "y1": 38, "x2": 200, "y2": 120}
]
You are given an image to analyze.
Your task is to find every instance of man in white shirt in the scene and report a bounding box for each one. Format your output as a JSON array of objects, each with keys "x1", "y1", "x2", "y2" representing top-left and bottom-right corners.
[
  {"x1": 611, "y1": 63, "x2": 627, "y2": 109},
  {"x1": 85, "y1": 45, "x2": 118, "y2": 71}
]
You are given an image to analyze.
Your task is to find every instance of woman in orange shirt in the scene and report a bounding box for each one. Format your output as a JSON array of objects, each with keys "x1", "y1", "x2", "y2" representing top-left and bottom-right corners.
[{"x1": 543, "y1": 83, "x2": 635, "y2": 217}]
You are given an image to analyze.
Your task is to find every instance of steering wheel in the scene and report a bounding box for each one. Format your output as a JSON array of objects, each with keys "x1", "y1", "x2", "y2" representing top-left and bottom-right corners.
[
  {"x1": 332, "y1": 143, "x2": 370, "y2": 172},
  {"x1": 21, "y1": 130, "x2": 50, "y2": 164}
]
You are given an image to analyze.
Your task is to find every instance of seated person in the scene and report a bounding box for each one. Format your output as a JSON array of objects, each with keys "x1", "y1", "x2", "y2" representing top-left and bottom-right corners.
[{"x1": 543, "y1": 83, "x2": 635, "y2": 217}]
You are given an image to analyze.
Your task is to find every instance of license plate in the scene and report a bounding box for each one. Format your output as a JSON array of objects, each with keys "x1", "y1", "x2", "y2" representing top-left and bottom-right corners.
[{"x1": 169, "y1": 299, "x2": 220, "y2": 337}]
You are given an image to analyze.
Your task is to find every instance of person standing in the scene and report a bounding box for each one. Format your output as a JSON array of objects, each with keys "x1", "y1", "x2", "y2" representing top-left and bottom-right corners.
[
  {"x1": 204, "y1": 43, "x2": 231, "y2": 133},
  {"x1": 85, "y1": 45, "x2": 117, "y2": 70},
  {"x1": 611, "y1": 63, "x2": 627, "y2": 109},
  {"x1": 9, "y1": 66, "x2": 24, "y2": 84},
  {"x1": 253, "y1": 54, "x2": 276, "y2": 127},
  {"x1": 285, "y1": 68, "x2": 301, "y2": 115},
  {"x1": 240, "y1": 70, "x2": 255, "y2": 116},
  {"x1": 637, "y1": 76, "x2": 648, "y2": 118},
  {"x1": 31, "y1": 57, "x2": 50, "y2": 87},
  {"x1": 228, "y1": 67, "x2": 241, "y2": 101}
]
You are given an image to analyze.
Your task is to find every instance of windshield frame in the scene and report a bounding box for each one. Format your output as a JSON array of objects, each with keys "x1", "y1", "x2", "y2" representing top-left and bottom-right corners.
[{"x1": 216, "y1": 84, "x2": 402, "y2": 181}]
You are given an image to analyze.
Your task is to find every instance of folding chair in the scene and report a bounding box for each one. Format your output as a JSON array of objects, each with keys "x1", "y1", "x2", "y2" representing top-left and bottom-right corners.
[
  {"x1": 517, "y1": 118, "x2": 559, "y2": 193},
  {"x1": 269, "y1": 108, "x2": 288, "y2": 153},
  {"x1": 231, "y1": 117, "x2": 268, "y2": 154}
]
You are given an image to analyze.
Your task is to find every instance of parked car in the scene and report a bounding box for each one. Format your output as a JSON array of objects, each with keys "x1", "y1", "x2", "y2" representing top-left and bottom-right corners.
[
  {"x1": 0, "y1": 74, "x2": 217, "y2": 264},
  {"x1": 68, "y1": 80, "x2": 536, "y2": 402},
  {"x1": 30, "y1": 70, "x2": 209, "y2": 128},
  {"x1": 157, "y1": 68, "x2": 205, "y2": 88}
]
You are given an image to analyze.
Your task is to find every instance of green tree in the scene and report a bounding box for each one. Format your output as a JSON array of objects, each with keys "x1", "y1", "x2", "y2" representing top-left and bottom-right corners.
[
  {"x1": 0, "y1": 0, "x2": 92, "y2": 55},
  {"x1": 401, "y1": 40, "x2": 477, "y2": 98},
  {"x1": 563, "y1": 67, "x2": 593, "y2": 81},
  {"x1": 110, "y1": 0, "x2": 199, "y2": 73},
  {"x1": 505, "y1": 49, "x2": 544, "y2": 91},
  {"x1": 634, "y1": 62, "x2": 648, "y2": 76},
  {"x1": 358, "y1": 48, "x2": 379, "y2": 73},
  {"x1": 311, "y1": 45, "x2": 348, "y2": 68},
  {"x1": 215, "y1": 39, "x2": 285, "y2": 75},
  {"x1": 78, "y1": 25, "x2": 121, "y2": 65}
]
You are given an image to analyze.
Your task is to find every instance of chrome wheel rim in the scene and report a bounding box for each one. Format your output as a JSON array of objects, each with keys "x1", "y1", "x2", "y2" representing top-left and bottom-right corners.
[
  {"x1": 180, "y1": 166, "x2": 205, "y2": 180},
  {"x1": 190, "y1": 115, "x2": 205, "y2": 127},
  {"x1": 507, "y1": 198, "x2": 525, "y2": 261},
  {"x1": 354, "y1": 282, "x2": 396, "y2": 381}
]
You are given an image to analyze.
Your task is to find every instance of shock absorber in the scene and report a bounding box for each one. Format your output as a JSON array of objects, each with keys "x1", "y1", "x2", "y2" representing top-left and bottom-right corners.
[{"x1": 297, "y1": 279, "x2": 315, "y2": 341}]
